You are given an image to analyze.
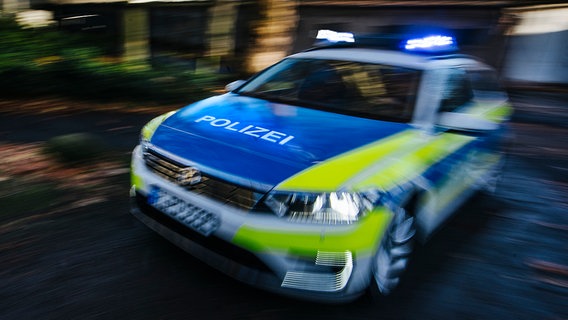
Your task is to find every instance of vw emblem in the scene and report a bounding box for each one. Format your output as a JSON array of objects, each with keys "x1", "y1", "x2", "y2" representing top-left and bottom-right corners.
[{"x1": 178, "y1": 167, "x2": 201, "y2": 185}]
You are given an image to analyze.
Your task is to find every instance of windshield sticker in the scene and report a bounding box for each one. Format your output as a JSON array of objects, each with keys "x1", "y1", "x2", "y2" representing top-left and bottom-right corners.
[{"x1": 195, "y1": 115, "x2": 295, "y2": 145}]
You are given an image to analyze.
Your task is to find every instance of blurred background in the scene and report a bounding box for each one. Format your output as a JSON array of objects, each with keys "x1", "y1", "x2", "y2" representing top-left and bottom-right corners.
[
  {"x1": 0, "y1": 1, "x2": 567, "y2": 319},
  {"x1": 2, "y1": 0, "x2": 568, "y2": 96}
]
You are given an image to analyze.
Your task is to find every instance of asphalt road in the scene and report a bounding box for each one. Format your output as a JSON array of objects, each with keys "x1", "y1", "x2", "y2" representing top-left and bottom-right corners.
[{"x1": 1, "y1": 93, "x2": 566, "y2": 319}]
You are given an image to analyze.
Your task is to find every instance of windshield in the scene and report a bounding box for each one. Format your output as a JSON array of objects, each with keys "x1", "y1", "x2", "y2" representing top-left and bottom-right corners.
[{"x1": 236, "y1": 58, "x2": 421, "y2": 122}]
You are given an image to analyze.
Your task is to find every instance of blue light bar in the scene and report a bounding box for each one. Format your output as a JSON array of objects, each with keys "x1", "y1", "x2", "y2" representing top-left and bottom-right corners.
[
  {"x1": 316, "y1": 29, "x2": 355, "y2": 43},
  {"x1": 404, "y1": 35, "x2": 457, "y2": 53}
]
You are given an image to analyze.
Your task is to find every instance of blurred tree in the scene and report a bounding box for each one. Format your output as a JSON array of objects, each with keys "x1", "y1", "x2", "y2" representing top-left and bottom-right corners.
[
  {"x1": 245, "y1": 0, "x2": 298, "y2": 74},
  {"x1": 204, "y1": 0, "x2": 238, "y2": 72},
  {"x1": 0, "y1": 16, "x2": 221, "y2": 104}
]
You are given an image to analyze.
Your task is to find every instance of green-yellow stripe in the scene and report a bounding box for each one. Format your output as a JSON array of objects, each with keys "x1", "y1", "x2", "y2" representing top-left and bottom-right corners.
[
  {"x1": 232, "y1": 207, "x2": 392, "y2": 256},
  {"x1": 276, "y1": 129, "x2": 474, "y2": 193},
  {"x1": 276, "y1": 130, "x2": 417, "y2": 192},
  {"x1": 352, "y1": 133, "x2": 474, "y2": 191},
  {"x1": 483, "y1": 103, "x2": 513, "y2": 122},
  {"x1": 141, "y1": 111, "x2": 177, "y2": 141},
  {"x1": 464, "y1": 102, "x2": 512, "y2": 123},
  {"x1": 131, "y1": 171, "x2": 144, "y2": 190}
]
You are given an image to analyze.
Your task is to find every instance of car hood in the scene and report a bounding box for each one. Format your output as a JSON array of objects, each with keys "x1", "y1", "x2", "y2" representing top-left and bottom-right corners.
[{"x1": 150, "y1": 94, "x2": 411, "y2": 191}]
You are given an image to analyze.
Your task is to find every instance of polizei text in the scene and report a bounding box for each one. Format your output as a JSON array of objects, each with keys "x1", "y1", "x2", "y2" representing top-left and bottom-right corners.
[{"x1": 195, "y1": 115, "x2": 295, "y2": 145}]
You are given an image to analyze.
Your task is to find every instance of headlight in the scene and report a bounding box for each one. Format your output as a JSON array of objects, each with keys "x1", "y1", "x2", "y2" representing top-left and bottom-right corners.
[{"x1": 264, "y1": 190, "x2": 381, "y2": 224}]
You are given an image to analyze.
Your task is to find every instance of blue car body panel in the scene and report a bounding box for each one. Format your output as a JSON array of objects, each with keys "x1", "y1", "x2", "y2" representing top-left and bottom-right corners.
[{"x1": 150, "y1": 94, "x2": 411, "y2": 188}]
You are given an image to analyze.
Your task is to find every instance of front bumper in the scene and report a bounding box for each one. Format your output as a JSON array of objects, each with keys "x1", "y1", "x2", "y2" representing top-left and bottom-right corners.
[{"x1": 130, "y1": 145, "x2": 391, "y2": 302}]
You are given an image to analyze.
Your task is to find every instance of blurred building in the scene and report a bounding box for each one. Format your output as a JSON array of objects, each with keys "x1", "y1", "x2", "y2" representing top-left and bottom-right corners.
[
  {"x1": 503, "y1": 3, "x2": 568, "y2": 87},
  {"x1": 2, "y1": 0, "x2": 567, "y2": 85}
]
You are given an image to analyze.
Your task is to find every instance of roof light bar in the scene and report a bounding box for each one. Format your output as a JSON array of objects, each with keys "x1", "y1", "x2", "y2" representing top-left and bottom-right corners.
[
  {"x1": 316, "y1": 29, "x2": 355, "y2": 43},
  {"x1": 310, "y1": 31, "x2": 459, "y2": 54},
  {"x1": 404, "y1": 35, "x2": 457, "y2": 52}
]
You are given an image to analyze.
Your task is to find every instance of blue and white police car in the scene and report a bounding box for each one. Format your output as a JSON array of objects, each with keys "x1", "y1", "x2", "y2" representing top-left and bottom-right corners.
[{"x1": 130, "y1": 32, "x2": 512, "y2": 302}]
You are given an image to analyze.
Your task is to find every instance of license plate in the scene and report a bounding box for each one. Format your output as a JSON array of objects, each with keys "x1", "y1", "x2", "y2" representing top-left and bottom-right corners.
[{"x1": 148, "y1": 186, "x2": 219, "y2": 236}]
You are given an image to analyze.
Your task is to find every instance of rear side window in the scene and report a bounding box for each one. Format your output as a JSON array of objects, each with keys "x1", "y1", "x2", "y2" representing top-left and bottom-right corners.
[
  {"x1": 468, "y1": 70, "x2": 502, "y2": 93},
  {"x1": 467, "y1": 69, "x2": 507, "y2": 101},
  {"x1": 438, "y1": 68, "x2": 505, "y2": 116},
  {"x1": 439, "y1": 69, "x2": 473, "y2": 113}
]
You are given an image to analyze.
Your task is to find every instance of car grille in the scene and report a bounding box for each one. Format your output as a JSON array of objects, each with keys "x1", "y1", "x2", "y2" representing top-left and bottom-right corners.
[{"x1": 143, "y1": 148, "x2": 259, "y2": 211}]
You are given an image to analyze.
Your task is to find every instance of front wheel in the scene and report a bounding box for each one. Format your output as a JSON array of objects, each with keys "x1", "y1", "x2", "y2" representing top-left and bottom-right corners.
[{"x1": 371, "y1": 206, "x2": 416, "y2": 296}]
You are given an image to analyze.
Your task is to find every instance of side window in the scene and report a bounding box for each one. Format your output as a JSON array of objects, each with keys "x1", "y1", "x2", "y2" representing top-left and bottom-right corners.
[
  {"x1": 439, "y1": 69, "x2": 473, "y2": 112},
  {"x1": 467, "y1": 69, "x2": 504, "y2": 97}
]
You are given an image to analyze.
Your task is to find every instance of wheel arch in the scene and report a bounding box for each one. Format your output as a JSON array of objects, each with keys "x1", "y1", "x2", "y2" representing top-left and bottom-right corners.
[{"x1": 394, "y1": 182, "x2": 430, "y2": 243}]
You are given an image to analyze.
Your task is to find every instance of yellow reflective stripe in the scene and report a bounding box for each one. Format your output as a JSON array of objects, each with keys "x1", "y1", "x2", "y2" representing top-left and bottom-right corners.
[
  {"x1": 351, "y1": 133, "x2": 474, "y2": 191},
  {"x1": 275, "y1": 130, "x2": 417, "y2": 192},
  {"x1": 131, "y1": 150, "x2": 146, "y2": 190},
  {"x1": 232, "y1": 207, "x2": 392, "y2": 256},
  {"x1": 141, "y1": 111, "x2": 177, "y2": 141},
  {"x1": 483, "y1": 103, "x2": 513, "y2": 122},
  {"x1": 277, "y1": 129, "x2": 474, "y2": 193},
  {"x1": 464, "y1": 102, "x2": 512, "y2": 122},
  {"x1": 131, "y1": 173, "x2": 144, "y2": 190}
]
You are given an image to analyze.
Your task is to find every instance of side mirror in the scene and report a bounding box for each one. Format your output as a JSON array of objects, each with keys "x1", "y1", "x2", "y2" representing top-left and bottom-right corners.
[
  {"x1": 436, "y1": 112, "x2": 499, "y2": 132},
  {"x1": 225, "y1": 80, "x2": 246, "y2": 93}
]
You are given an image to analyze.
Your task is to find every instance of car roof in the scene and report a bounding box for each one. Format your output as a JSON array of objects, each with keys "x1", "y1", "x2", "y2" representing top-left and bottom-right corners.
[{"x1": 287, "y1": 48, "x2": 491, "y2": 71}]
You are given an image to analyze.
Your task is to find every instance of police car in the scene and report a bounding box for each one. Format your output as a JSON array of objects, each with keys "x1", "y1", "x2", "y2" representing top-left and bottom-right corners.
[{"x1": 130, "y1": 31, "x2": 511, "y2": 302}]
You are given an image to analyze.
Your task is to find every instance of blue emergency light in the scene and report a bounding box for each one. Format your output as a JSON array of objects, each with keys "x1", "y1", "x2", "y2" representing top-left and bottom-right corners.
[
  {"x1": 403, "y1": 35, "x2": 457, "y2": 53},
  {"x1": 312, "y1": 30, "x2": 458, "y2": 54}
]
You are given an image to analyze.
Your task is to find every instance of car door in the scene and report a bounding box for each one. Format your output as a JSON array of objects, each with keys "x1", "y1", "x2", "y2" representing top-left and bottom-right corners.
[{"x1": 416, "y1": 67, "x2": 492, "y2": 237}]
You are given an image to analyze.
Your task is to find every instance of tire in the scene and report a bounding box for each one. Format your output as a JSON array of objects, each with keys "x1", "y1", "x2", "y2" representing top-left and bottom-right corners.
[{"x1": 370, "y1": 205, "x2": 416, "y2": 296}]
